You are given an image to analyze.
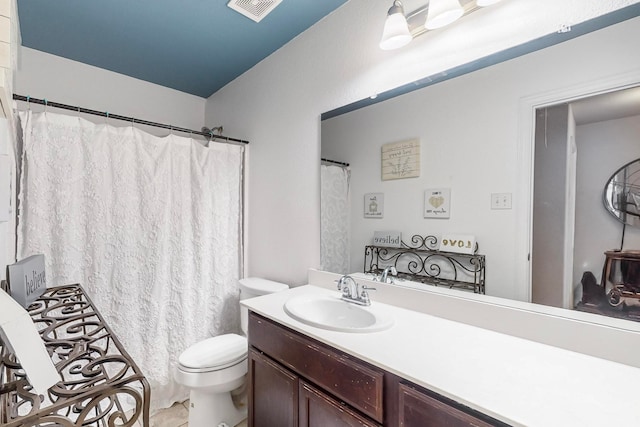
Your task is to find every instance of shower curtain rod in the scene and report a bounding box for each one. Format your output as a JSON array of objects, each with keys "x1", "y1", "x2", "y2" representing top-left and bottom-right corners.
[
  {"x1": 12, "y1": 94, "x2": 249, "y2": 145},
  {"x1": 321, "y1": 158, "x2": 350, "y2": 167}
]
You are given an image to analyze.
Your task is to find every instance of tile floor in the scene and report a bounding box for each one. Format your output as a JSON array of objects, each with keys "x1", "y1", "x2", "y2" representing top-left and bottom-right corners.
[{"x1": 131, "y1": 400, "x2": 248, "y2": 427}]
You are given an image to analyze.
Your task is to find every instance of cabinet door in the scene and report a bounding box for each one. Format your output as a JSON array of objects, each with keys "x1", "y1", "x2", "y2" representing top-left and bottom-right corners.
[
  {"x1": 249, "y1": 312, "x2": 384, "y2": 422},
  {"x1": 299, "y1": 381, "x2": 382, "y2": 427},
  {"x1": 249, "y1": 349, "x2": 298, "y2": 427},
  {"x1": 398, "y1": 384, "x2": 497, "y2": 427}
]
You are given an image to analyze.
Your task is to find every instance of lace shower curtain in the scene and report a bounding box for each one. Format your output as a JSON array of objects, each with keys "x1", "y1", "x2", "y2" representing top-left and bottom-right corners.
[
  {"x1": 17, "y1": 111, "x2": 244, "y2": 412},
  {"x1": 320, "y1": 165, "x2": 350, "y2": 274}
]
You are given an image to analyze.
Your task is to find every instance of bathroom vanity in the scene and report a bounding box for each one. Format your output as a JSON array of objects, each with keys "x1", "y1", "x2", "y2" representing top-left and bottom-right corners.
[
  {"x1": 243, "y1": 283, "x2": 640, "y2": 427},
  {"x1": 248, "y1": 311, "x2": 503, "y2": 426}
]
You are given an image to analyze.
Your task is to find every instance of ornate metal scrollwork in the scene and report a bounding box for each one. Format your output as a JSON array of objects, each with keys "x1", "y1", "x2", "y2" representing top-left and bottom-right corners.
[
  {"x1": 364, "y1": 234, "x2": 485, "y2": 293},
  {"x1": 1, "y1": 285, "x2": 150, "y2": 426}
]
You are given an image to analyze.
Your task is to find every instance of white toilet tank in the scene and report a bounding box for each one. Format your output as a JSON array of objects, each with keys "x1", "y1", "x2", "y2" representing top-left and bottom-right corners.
[{"x1": 239, "y1": 277, "x2": 289, "y2": 335}]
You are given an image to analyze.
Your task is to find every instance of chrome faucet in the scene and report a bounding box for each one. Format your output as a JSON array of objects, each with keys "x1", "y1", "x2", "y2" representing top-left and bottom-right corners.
[
  {"x1": 379, "y1": 266, "x2": 397, "y2": 284},
  {"x1": 336, "y1": 275, "x2": 358, "y2": 299},
  {"x1": 336, "y1": 275, "x2": 376, "y2": 306}
]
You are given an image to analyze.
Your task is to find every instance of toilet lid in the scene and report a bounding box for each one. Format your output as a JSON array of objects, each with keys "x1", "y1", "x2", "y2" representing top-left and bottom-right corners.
[
  {"x1": 179, "y1": 334, "x2": 247, "y2": 370},
  {"x1": 239, "y1": 277, "x2": 289, "y2": 296}
]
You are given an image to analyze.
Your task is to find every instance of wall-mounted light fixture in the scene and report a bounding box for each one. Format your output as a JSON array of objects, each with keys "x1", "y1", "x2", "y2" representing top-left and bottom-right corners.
[{"x1": 380, "y1": 0, "x2": 504, "y2": 50}]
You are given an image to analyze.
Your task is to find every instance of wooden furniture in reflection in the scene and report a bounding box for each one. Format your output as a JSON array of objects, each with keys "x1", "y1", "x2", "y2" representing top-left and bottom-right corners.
[
  {"x1": 0, "y1": 284, "x2": 149, "y2": 426},
  {"x1": 602, "y1": 250, "x2": 640, "y2": 308},
  {"x1": 576, "y1": 250, "x2": 640, "y2": 322}
]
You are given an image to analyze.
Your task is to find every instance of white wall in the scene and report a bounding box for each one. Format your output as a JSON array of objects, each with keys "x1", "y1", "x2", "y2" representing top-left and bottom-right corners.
[
  {"x1": 0, "y1": 48, "x2": 207, "y2": 273},
  {"x1": 15, "y1": 48, "x2": 206, "y2": 134},
  {"x1": 574, "y1": 114, "x2": 640, "y2": 287},
  {"x1": 204, "y1": 0, "x2": 640, "y2": 287}
]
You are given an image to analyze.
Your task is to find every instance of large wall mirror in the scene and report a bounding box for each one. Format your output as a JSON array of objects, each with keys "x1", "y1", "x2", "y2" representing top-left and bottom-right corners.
[{"x1": 320, "y1": 11, "x2": 640, "y2": 327}]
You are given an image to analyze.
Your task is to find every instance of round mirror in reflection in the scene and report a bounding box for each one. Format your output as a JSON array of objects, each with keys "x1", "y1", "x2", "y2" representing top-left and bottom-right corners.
[{"x1": 603, "y1": 158, "x2": 640, "y2": 227}]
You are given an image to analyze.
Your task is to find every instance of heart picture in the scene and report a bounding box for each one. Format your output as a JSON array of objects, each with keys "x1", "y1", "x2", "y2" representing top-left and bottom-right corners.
[
  {"x1": 424, "y1": 188, "x2": 450, "y2": 218},
  {"x1": 429, "y1": 196, "x2": 444, "y2": 208}
]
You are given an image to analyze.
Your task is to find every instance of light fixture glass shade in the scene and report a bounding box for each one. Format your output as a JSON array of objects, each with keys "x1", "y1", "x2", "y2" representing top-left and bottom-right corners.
[
  {"x1": 476, "y1": 0, "x2": 502, "y2": 6},
  {"x1": 425, "y1": 0, "x2": 464, "y2": 30},
  {"x1": 379, "y1": 1, "x2": 412, "y2": 50}
]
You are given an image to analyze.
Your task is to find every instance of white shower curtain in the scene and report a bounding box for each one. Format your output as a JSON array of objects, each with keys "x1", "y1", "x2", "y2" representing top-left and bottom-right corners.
[
  {"x1": 17, "y1": 111, "x2": 244, "y2": 412},
  {"x1": 320, "y1": 165, "x2": 350, "y2": 274}
]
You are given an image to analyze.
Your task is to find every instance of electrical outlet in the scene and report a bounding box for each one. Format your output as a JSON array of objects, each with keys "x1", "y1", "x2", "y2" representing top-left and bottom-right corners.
[{"x1": 491, "y1": 193, "x2": 512, "y2": 210}]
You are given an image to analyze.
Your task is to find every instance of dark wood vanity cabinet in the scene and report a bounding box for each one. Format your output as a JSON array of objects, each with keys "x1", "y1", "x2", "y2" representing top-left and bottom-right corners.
[
  {"x1": 299, "y1": 380, "x2": 382, "y2": 427},
  {"x1": 248, "y1": 349, "x2": 298, "y2": 427},
  {"x1": 248, "y1": 312, "x2": 508, "y2": 427},
  {"x1": 249, "y1": 347, "x2": 381, "y2": 427},
  {"x1": 397, "y1": 383, "x2": 496, "y2": 427}
]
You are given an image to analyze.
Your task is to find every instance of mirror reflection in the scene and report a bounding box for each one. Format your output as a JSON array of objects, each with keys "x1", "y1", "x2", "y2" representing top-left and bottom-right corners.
[
  {"x1": 604, "y1": 158, "x2": 640, "y2": 228},
  {"x1": 320, "y1": 16, "x2": 640, "y2": 324}
]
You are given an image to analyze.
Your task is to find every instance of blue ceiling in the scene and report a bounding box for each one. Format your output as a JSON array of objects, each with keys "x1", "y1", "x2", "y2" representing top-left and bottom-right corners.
[{"x1": 17, "y1": 0, "x2": 348, "y2": 98}]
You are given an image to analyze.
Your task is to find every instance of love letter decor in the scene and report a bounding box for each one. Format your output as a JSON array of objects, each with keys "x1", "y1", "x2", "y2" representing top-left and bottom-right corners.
[
  {"x1": 439, "y1": 234, "x2": 476, "y2": 254},
  {"x1": 424, "y1": 188, "x2": 450, "y2": 219}
]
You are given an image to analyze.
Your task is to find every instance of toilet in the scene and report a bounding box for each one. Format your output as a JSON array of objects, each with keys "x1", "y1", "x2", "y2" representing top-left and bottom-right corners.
[{"x1": 174, "y1": 277, "x2": 289, "y2": 427}]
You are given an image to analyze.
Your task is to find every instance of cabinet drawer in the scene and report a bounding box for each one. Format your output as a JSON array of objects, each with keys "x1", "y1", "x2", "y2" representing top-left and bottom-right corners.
[
  {"x1": 249, "y1": 313, "x2": 384, "y2": 423},
  {"x1": 398, "y1": 383, "x2": 503, "y2": 427}
]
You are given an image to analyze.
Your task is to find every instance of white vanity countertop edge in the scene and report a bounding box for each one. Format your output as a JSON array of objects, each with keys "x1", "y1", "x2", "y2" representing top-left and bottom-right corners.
[{"x1": 242, "y1": 284, "x2": 640, "y2": 427}]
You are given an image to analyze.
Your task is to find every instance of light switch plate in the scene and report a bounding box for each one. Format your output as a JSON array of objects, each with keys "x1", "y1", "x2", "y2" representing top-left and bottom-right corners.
[{"x1": 491, "y1": 193, "x2": 512, "y2": 210}]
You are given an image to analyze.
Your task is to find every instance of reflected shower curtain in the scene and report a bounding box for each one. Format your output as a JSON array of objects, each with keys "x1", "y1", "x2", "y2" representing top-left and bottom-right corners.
[
  {"x1": 17, "y1": 111, "x2": 244, "y2": 412},
  {"x1": 320, "y1": 165, "x2": 350, "y2": 274}
]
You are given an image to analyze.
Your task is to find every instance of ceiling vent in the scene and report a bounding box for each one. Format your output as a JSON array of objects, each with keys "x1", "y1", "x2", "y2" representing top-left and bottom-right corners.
[{"x1": 227, "y1": 0, "x2": 283, "y2": 23}]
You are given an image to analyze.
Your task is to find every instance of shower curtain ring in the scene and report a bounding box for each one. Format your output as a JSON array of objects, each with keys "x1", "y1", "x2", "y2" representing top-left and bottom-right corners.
[
  {"x1": 26, "y1": 96, "x2": 31, "y2": 111},
  {"x1": 44, "y1": 99, "x2": 48, "y2": 113}
]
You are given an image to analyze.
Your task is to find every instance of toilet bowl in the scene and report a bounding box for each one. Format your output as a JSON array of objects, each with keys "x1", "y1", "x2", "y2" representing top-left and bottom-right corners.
[{"x1": 174, "y1": 278, "x2": 289, "y2": 427}]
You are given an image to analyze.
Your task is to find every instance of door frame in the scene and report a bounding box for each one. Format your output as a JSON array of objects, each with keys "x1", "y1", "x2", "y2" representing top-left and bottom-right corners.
[{"x1": 516, "y1": 69, "x2": 640, "y2": 302}]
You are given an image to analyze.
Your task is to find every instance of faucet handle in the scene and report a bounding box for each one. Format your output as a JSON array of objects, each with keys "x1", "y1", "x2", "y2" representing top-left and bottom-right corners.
[
  {"x1": 361, "y1": 285, "x2": 376, "y2": 296},
  {"x1": 360, "y1": 286, "x2": 376, "y2": 304}
]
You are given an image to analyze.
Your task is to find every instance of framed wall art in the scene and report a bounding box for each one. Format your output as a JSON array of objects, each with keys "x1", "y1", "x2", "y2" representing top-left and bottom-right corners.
[
  {"x1": 424, "y1": 188, "x2": 450, "y2": 219},
  {"x1": 364, "y1": 193, "x2": 384, "y2": 218},
  {"x1": 381, "y1": 139, "x2": 420, "y2": 181}
]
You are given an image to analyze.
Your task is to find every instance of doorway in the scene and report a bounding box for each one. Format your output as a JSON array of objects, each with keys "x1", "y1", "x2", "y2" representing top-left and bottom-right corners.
[{"x1": 531, "y1": 86, "x2": 640, "y2": 310}]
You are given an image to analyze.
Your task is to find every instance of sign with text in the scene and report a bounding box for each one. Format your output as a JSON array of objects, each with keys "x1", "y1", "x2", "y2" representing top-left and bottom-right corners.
[
  {"x1": 424, "y1": 188, "x2": 451, "y2": 219},
  {"x1": 373, "y1": 231, "x2": 402, "y2": 247},
  {"x1": 364, "y1": 193, "x2": 384, "y2": 218},
  {"x1": 439, "y1": 234, "x2": 476, "y2": 254},
  {"x1": 7, "y1": 254, "x2": 47, "y2": 308},
  {"x1": 381, "y1": 139, "x2": 420, "y2": 181}
]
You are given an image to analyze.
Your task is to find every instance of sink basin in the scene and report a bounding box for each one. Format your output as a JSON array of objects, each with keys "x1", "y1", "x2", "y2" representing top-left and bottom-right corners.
[{"x1": 283, "y1": 294, "x2": 394, "y2": 333}]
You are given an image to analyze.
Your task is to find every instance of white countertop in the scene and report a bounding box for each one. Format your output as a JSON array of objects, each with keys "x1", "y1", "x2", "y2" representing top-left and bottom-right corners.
[{"x1": 242, "y1": 284, "x2": 640, "y2": 427}]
